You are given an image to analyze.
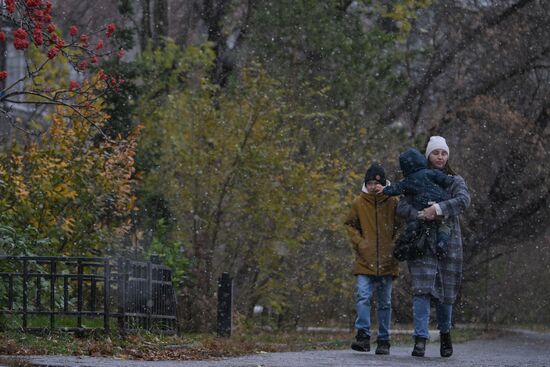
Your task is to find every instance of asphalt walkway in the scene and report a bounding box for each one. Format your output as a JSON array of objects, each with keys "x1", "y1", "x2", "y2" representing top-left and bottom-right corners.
[{"x1": 2, "y1": 329, "x2": 549, "y2": 367}]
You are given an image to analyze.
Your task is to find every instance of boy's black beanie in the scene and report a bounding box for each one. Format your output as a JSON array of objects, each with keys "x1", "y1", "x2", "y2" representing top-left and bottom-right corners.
[{"x1": 364, "y1": 163, "x2": 386, "y2": 185}]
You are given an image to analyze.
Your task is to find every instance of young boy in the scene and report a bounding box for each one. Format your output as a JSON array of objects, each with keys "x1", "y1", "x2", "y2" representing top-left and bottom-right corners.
[
  {"x1": 344, "y1": 163, "x2": 399, "y2": 355},
  {"x1": 379, "y1": 148, "x2": 454, "y2": 259}
]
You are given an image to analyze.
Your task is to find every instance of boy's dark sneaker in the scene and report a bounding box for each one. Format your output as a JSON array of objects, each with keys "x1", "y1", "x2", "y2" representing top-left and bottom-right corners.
[
  {"x1": 412, "y1": 336, "x2": 427, "y2": 357},
  {"x1": 440, "y1": 331, "x2": 453, "y2": 357},
  {"x1": 375, "y1": 339, "x2": 390, "y2": 355},
  {"x1": 351, "y1": 330, "x2": 370, "y2": 352}
]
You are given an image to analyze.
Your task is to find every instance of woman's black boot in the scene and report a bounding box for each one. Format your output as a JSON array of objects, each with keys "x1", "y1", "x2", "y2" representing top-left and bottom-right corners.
[
  {"x1": 375, "y1": 339, "x2": 390, "y2": 355},
  {"x1": 412, "y1": 336, "x2": 427, "y2": 357},
  {"x1": 440, "y1": 331, "x2": 453, "y2": 357}
]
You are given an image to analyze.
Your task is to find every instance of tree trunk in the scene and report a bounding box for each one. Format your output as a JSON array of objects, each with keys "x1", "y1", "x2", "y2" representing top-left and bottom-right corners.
[
  {"x1": 203, "y1": 0, "x2": 230, "y2": 85},
  {"x1": 153, "y1": 0, "x2": 169, "y2": 43},
  {"x1": 140, "y1": 0, "x2": 152, "y2": 51}
]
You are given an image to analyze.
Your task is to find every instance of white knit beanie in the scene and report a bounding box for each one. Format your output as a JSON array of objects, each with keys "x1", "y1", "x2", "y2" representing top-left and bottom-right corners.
[{"x1": 425, "y1": 136, "x2": 449, "y2": 158}]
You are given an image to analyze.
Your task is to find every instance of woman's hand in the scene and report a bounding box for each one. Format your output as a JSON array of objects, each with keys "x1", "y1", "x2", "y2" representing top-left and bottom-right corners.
[{"x1": 422, "y1": 205, "x2": 437, "y2": 220}]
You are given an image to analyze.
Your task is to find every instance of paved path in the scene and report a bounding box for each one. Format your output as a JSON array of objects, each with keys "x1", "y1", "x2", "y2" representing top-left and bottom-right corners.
[{"x1": 2, "y1": 330, "x2": 550, "y2": 367}]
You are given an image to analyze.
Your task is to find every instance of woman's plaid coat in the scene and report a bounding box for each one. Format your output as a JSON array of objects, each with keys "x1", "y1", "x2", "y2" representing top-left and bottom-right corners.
[{"x1": 396, "y1": 175, "x2": 471, "y2": 304}]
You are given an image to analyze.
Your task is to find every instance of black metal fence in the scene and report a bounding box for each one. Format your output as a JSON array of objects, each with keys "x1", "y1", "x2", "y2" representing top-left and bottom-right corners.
[
  {"x1": 117, "y1": 258, "x2": 177, "y2": 334},
  {"x1": 0, "y1": 256, "x2": 177, "y2": 335}
]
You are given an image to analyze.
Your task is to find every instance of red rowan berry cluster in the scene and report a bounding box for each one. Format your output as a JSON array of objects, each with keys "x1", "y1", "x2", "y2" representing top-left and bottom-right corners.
[{"x1": 1, "y1": 0, "x2": 122, "y2": 92}]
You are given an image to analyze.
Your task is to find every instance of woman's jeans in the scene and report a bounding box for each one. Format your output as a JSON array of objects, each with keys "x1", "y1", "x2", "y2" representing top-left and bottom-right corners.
[
  {"x1": 355, "y1": 275, "x2": 393, "y2": 340},
  {"x1": 413, "y1": 294, "x2": 452, "y2": 339}
]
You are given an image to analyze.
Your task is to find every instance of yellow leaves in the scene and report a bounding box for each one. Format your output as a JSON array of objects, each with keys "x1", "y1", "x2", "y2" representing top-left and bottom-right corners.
[
  {"x1": 12, "y1": 175, "x2": 29, "y2": 201},
  {"x1": 61, "y1": 217, "x2": 76, "y2": 234},
  {"x1": 52, "y1": 183, "x2": 78, "y2": 200},
  {"x1": 0, "y1": 107, "x2": 140, "y2": 256}
]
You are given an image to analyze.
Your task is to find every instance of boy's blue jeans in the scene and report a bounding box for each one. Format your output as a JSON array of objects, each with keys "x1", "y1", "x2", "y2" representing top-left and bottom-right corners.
[
  {"x1": 355, "y1": 275, "x2": 393, "y2": 341},
  {"x1": 412, "y1": 294, "x2": 452, "y2": 339}
]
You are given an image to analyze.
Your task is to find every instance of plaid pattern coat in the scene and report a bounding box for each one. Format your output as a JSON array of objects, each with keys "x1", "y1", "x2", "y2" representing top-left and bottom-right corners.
[{"x1": 396, "y1": 175, "x2": 471, "y2": 304}]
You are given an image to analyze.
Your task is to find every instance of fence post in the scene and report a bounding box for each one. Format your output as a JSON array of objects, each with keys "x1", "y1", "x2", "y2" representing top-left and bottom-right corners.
[
  {"x1": 35, "y1": 275, "x2": 42, "y2": 310},
  {"x1": 8, "y1": 274, "x2": 13, "y2": 310},
  {"x1": 90, "y1": 269, "x2": 97, "y2": 312},
  {"x1": 117, "y1": 258, "x2": 126, "y2": 335},
  {"x1": 63, "y1": 275, "x2": 69, "y2": 313},
  {"x1": 22, "y1": 259, "x2": 28, "y2": 331},
  {"x1": 104, "y1": 258, "x2": 111, "y2": 334},
  {"x1": 216, "y1": 272, "x2": 233, "y2": 337},
  {"x1": 146, "y1": 261, "x2": 153, "y2": 331},
  {"x1": 77, "y1": 259, "x2": 83, "y2": 329},
  {"x1": 50, "y1": 260, "x2": 56, "y2": 331}
]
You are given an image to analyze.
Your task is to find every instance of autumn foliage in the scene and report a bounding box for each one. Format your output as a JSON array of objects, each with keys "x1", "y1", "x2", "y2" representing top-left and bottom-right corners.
[
  {"x1": 0, "y1": 101, "x2": 140, "y2": 256},
  {"x1": 0, "y1": 1, "x2": 138, "y2": 257}
]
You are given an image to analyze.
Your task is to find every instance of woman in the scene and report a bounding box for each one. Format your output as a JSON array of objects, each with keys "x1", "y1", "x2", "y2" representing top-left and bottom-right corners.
[{"x1": 396, "y1": 136, "x2": 471, "y2": 358}]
